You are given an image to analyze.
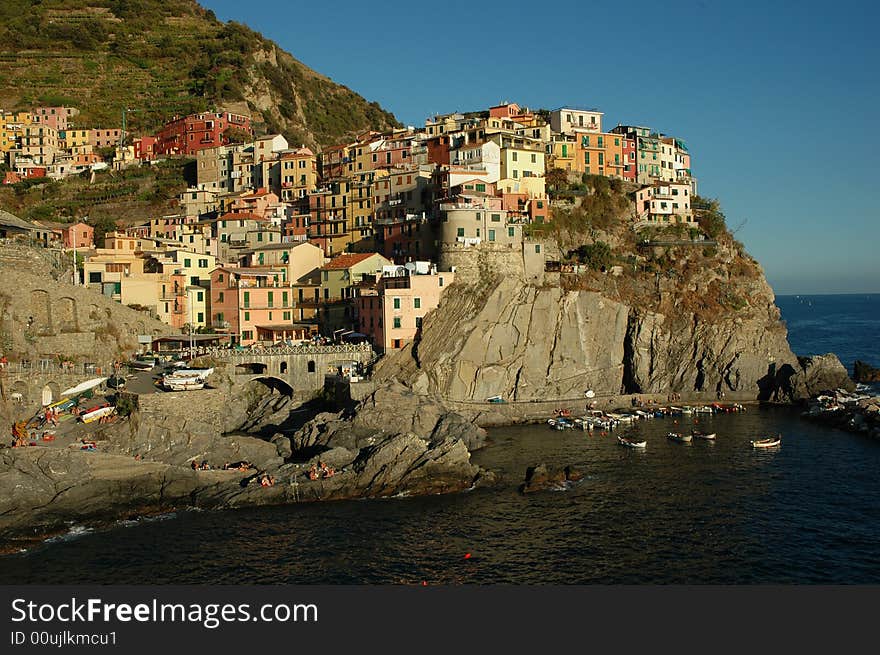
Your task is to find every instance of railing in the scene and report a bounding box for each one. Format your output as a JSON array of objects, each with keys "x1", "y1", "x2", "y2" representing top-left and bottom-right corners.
[{"x1": 200, "y1": 342, "x2": 374, "y2": 358}]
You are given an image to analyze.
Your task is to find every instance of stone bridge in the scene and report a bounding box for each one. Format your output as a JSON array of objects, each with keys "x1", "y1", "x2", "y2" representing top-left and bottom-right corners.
[{"x1": 199, "y1": 342, "x2": 378, "y2": 396}]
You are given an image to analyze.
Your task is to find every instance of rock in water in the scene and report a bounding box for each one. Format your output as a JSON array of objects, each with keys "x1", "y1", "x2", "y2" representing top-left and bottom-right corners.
[
  {"x1": 854, "y1": 360, "x2": 880, "y2": 383},
  {"x1": 792, "y1": 354, "x2": 855, "y2": 396},
  {"x1": 519, "y1": 463, "x2": 584, "y2": 494}
]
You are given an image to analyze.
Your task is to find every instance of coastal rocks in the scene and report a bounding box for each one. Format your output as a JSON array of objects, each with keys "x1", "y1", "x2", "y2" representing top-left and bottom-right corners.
[
  {"x1": 291, "y1": 382, "x2": 488, "y2": 453},
  {"x1": 791, "y1": 354, "x2": 855, "y2": 397},
  {"x1": 377, "y1": 275, "x2": 805, "y2": 401},
  {"x1": 519, "y1": 464, "x2": 584, "y2": 494},
  {"x1": 854, "y1": 360, "x2": 880, "y2": 383},
  {"x1": 271, "y1": 433, "x2": 292, "y2": 459}
]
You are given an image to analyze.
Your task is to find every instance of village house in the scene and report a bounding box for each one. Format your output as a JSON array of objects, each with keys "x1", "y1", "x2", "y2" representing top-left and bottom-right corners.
[
  {"x1": 635, "y1": 181, "x2": 695, "y2": 225},
  {"x1": 356, "y1": 262, "x2": 454, "y2": 351}
]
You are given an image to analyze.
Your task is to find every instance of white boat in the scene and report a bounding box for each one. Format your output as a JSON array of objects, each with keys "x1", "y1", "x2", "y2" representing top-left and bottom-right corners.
[
  {"x1": 667, "y1": 432, "x2": 693, "y2": 443},
  {"x1": 162, "y1": 367, "x2": 213, "y2": 391},
  {"x1": 692, "y1": 431, "x2": 717, "y2": 440},
  {"x1": 129, "y1": 358, "x2": 155, "y2": 370},
  {"x1": 164, "y1": 378, "x2": 206, "y2": 391},
  {"x1": 81, "y1": 405, "x2": 115, "y2": 423},
  {"x1": 618, "y1": 436, "x2": 647, "y2": 449},
  {"x1": 751, "y1": 437, "x2": 781, "y2": 449}
]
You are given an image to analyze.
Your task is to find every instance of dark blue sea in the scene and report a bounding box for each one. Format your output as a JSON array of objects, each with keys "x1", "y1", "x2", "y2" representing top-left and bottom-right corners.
[{"x1": 1, "y1": 294, "x2": 878, "y2": 584}]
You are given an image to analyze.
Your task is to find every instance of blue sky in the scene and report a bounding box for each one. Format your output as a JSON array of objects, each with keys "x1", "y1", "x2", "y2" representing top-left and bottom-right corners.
[{"x1": 203, "y1": 0, "x2": 879, "y2": 294}]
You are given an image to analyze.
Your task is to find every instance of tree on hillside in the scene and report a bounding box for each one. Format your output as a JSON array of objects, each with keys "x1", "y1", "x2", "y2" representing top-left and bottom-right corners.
[{"x1": 546, "y1": 168, "x2": 568, "y2": 192}]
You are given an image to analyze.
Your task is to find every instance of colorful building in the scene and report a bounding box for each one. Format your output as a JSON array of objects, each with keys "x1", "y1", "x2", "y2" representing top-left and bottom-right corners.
[
  {"x1": 154, "y1": 111, "x2": 252, "y2": 157},
  {"x1": 356, "y1": 264, "x2": 454, "y2": 351}
]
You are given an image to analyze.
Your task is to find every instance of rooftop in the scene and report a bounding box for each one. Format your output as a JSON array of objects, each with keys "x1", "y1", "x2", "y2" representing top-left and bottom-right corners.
[{"x1": 322, "y1": 252, "x2": 379, "y2": 270}]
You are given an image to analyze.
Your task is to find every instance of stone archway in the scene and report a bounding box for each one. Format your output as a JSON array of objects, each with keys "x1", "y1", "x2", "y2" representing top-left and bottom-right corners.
[
  {"x1": 279, "y1": 361, "x2": 288, "y2": 374},
  {"x1": 30, "y1": 290, "x2": 52, "y2": 334},
  {"x1": 41, "y1": 381, "x2": 60, "y2": 406},
  {"x1": 57, "y1": 297, "x2": 78, "y2": 333},
  {"x1": 11, "y1": 380, "x2": 28, "y2": 404}
]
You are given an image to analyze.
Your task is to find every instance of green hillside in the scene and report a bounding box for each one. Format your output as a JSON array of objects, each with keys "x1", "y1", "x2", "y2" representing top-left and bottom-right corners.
[{"x1": 0, "y1": 0, "x2": 400, "y2": 147}]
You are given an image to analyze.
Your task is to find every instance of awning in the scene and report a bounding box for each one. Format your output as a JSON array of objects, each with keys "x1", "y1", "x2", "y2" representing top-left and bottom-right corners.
[{"x1": 62, "y1": 377, "x2": 108, "y2": 397}]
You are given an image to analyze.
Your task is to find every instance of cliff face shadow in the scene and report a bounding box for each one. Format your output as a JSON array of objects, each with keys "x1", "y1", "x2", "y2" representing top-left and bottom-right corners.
[{"x1": 757, "y1": 362, "x2": 798, "y2": 401}]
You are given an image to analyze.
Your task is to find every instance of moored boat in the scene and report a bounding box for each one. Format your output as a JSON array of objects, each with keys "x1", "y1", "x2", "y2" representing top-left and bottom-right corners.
[
  {"x1": 618, "y1": 436, "x2": 647, "y2": 449},
  {"x1": 751, "y1": 436, "x2": 781, "y2": 449},
  {"x1": 667, "y1": 431, "x2": 692, "y2": 443},
  {"x1": 691, "y1": 431, "x2": 716, "y2": 440}
]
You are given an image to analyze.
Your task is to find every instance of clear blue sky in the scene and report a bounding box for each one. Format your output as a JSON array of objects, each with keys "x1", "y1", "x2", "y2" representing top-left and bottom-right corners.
[{"x1": 204, "y1": 0, "x2": 879, "y2": 295}]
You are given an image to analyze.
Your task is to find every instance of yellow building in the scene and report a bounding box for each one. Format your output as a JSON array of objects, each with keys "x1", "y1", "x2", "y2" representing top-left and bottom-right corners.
[
  {"x1": 279, "y1": 147, "x2": 318, "y2": 201},
  {"x1": 0, "y1": 111, "x2": 32, "y2": 152},
  {"x1": 59, "y1": 129, "x2": 90, "y2": 149}
]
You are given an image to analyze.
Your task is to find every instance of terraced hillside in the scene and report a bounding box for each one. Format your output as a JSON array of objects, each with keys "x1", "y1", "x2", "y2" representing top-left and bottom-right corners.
[{"x1": 0, "y1": 0, "x2": 399, "y2": 146}]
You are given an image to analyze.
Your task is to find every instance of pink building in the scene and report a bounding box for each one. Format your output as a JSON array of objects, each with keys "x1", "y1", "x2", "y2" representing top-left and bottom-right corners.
[
  {"x1": 89, "y1": 128, "x2": 122, "y2": 149},
  {"x1": 62, "y1": 222, "x2": 94, "y2": 249},
  {"x1": 356, "y1": 266, "x2": 454, "y2": 351},
  {"x1": 210, "y1": 266, "x2": 310, "y2": 345},
  {"x1": 31, "y1": 107, "x2": 77, "y2": 131}
]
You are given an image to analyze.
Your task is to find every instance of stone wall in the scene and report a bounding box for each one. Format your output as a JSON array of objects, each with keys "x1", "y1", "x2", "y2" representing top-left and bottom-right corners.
[{"x1": 0, "y1": 245, "x2": 171, "y2": 364}]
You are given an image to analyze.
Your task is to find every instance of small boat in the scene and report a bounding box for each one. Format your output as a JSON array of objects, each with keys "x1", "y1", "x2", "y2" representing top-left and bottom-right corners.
[
  {"x1": 751, "y1": 436, "x2": 781, "y2": 449},
  {"x1": 691, "y1": 431, "x2": 716, "y2": 440},
  {"x1": 667, "y1": 432, "x2": 692, "y2": 443},
  {"x1": 129, "y1": 357, "x2": 155, "y2": 370},
  {"x1": 162, "y1": 367, "x2": 213, "y2": 391},
  {"x1": 618, "y1": 436, "x2": 647, "y2": 449},
  {"x1": 81, "y1": 405, "x2": 115, "y2": 424}
]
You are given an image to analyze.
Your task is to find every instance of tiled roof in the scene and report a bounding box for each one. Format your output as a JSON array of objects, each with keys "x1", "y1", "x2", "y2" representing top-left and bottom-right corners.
[{"x1": 322, "y1": 253, "x2": 378, "y2": 270}]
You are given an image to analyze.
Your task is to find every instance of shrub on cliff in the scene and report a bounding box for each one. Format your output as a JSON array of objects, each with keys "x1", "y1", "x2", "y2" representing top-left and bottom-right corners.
[{"x1": 694, "y1": 195, "x2": 727, "y2": 239}]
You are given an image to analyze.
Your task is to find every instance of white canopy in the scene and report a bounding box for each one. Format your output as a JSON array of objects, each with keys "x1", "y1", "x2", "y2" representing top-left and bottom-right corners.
[{"x1": 61, "y1": 377, "x2": 108, "y2": 397}]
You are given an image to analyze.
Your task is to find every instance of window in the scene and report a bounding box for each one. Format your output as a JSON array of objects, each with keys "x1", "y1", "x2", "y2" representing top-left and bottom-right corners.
[
  {"x1": 268, "y1": 292, "x2": 274, "y2": 308},
  {"x1": 491, "y1": 213, "x2": 501, "y2": 222},
  {"x1": 488, "y1": 229, "x2": 496, "y2": 242},
  {"x1": 197, "y1": 312, "x2": 204, "y2": 323},
  {"x1": 599, "y1": 153, "x2": 604, "y2": 165},
  {"x1": 476, "y1": 183, "x2": 486, "y2": 192},
  {"x1": 199, "y1": 259, "x2": 208, "y2": 268},
  {"x1": 242, "y1": 330, "x2": 253, "y2": 341},
  {"x1": 217, "y1": 274, "x2": 224, "y2": 283},
  {"x1": 531, "y1": 153, "x2": 536, "y2": 163},
  {"x1": 457, "y1": 227, "x2": 465, "y2": 237},
  {"x1": 244, "y1": 311, "x2": 250, "y2": 321},
  {"x1": 598, "y1": 137, "x2": 603, "y2": 148},
  {"x1": 283, "y1": 311, "x2": 291, "y2": 320},
  {"x1": 308, "y1": 360, "x2": 316, "y2": 373},
  {"x1": 89, "y1": 272, "x2": 101, "y2": 283},
  {"x1": 243, "y1": 291, "x2": 250, "y2": 308},
  {"x1": 197, "y1": 291, "x2": 204, "y2": 302},
  {"x1": 439, "y1": 277, "x2": 444, "y2": 287},
  {"x1": 414, "y1": 297, "x2": 421, "y2": 309},
  {"x1": 535, "y1": 244, "x2": 541, "y2": 254},
  {"x1": 584, "y1": 152, "x2": 590, "y2": 165},
  {"x1": 512, "y1": 152, "x2": 518, "y2": 161},
  {"x1": 393, "y1": 297, "x2": 401, "y2": 310},
  {"x1": 415, "y1": 317, "x2": 423, "y2": 329},
  {"x1": 393, "y1": 317, "x2": 402, "y2": 329},
  {"x1": 508, "y1": 227, "x2": 515, "y2": 238},
  {"x1": 184, "y1": 258, "x2": 191, "y2": 267},
  {"x1": 282, "y1": 291, "x2": 288, "y2": 306},
  {"x1": 218, "y1": 291, "x2": 224, "y2": 302},
  {"x1": 614, "y1": 138, "x2": 620, "y2": 146}
]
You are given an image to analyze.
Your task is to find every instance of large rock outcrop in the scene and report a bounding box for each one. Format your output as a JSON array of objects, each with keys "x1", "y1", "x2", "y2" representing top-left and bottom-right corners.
[{"x1": 376, "y1": 274, "x2": 811, "y2": 402}]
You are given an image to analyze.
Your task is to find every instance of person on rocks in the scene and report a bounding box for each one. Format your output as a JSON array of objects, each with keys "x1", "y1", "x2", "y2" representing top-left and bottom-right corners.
[
  {"x1": 259, "y1": 473, "x2": 275, "y2": 487},
  {"x1": 308, "y1": 463, "x2": 319, "y2": 480}
]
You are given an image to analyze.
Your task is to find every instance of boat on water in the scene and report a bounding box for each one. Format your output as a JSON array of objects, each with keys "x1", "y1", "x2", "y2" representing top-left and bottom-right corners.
[
  {"x1": 129, "y1": 357, "x2": 155, "y2": 370},
  {"x1": 751, "y1": 436, "x2": 781, "y2": 449},
  {"x1": 618, "y1": 436, "x2": 647, "y2": 449},
  {"x1": 667, "y1": 432, "x2": 693, "y2": 443},
  {"x1": 691, "y1": 431, "x2": 717, "y2": 440}
]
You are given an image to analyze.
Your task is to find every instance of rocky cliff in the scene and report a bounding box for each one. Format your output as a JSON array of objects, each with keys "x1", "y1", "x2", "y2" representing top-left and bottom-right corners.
[{"x1": 376, "y1": 215, "x2": 850, "y2": 402}]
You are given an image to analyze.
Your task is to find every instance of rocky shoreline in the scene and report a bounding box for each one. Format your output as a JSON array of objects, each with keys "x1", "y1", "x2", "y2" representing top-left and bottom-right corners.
[{"x1": 0, "y1": 351, "x2": 857, "y2": 551}]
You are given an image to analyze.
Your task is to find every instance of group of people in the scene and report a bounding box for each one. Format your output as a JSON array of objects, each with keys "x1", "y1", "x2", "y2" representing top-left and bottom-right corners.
[
  {"x1": 191, "y1": 459, "x2": 211, "y2": 471},
  {"x1": 259, "y1": 473, "x2": 276, "y2": 487},
  {"x1": 307, "y1": 461, "x2": 335, "y2": 480}
]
